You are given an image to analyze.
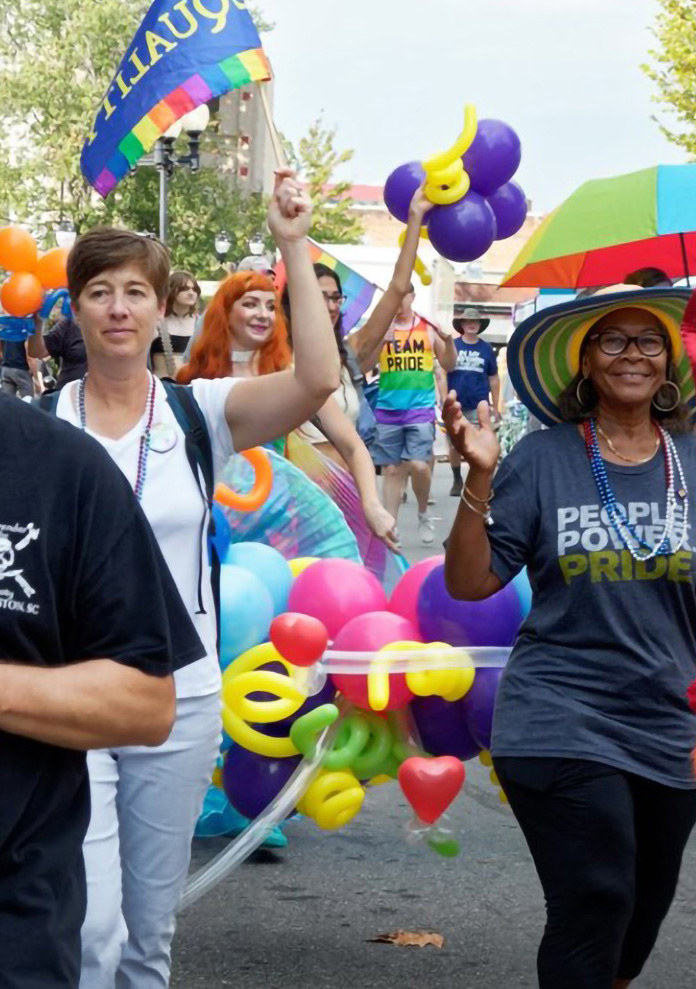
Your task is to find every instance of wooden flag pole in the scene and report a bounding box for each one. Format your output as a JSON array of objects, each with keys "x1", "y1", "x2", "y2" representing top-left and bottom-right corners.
[{"x1": 257, "y1": 82, "x2": 287, "y2": 169}]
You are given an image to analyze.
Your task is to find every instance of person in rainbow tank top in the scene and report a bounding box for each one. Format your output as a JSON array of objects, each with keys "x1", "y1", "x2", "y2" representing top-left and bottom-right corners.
[{"x1": 361, "y1": 285, "x2": 456, "y2": 542}]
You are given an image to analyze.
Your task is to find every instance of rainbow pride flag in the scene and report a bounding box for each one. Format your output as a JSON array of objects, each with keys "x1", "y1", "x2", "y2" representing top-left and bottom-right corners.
[
  {"x1": 81, "y1": 0, "x2": 271, "y2": 198},
  {"x1": 275, "y1": 239, "x2": 378, "y2": 333}
]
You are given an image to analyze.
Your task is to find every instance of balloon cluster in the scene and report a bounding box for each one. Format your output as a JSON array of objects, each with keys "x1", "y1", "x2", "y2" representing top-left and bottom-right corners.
[
  {"x1": 384, "y1": 106, "x2": 527, "y2": 265},
  {"x1": 0, "y1": 226, "x2": 70, "y2": 341},
  {"x1": 213, "y1": 546, "x2": 532, "y2": 848}
]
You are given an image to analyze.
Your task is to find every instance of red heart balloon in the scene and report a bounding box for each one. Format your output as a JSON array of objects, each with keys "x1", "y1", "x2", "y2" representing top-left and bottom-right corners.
[
  {"x1": 398, "y1": 756, "x2": 466, "y2": 825},
  {"x1": 270, "y1": 613, "x2": 329, "y2": 668}
]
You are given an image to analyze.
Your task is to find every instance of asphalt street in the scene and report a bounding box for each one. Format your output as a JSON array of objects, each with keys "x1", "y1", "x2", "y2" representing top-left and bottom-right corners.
[{"x1": 171, "y1": 462, "x2": 696, "y2": 989}]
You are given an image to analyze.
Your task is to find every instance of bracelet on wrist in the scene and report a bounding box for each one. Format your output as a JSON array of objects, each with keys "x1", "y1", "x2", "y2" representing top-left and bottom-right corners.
[
  {"x1": 461, "y1": 492, "x2": 493, "y2": 526},
  {"x1": 464, "y1": 484, "x2": 495, "y2": 505}
]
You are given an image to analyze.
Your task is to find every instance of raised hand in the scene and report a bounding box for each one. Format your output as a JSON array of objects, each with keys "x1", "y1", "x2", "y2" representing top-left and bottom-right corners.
[
  {"x1": 443, "y1": 391, "x2": 499, "y2": 473},
  {"x1": 268, "y1": 168, "x2": 312, "y2": 244},
  {"x1": 408, "y1": 182, "x2": 433, "y2": 224}
]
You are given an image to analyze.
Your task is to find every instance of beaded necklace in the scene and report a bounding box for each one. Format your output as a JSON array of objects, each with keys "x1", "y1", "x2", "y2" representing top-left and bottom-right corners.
[
  {"x1": 583, "y1": 418, "x2": 688, "y2": 561},
  {"x1": 78, "y1": 373, "x2": 157, "y2": 503}
]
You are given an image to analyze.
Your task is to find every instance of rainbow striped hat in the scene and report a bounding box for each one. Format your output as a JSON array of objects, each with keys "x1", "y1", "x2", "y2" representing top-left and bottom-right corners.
[{"x1": 507, "y1": 287, "x2": 696, "y2": 427}]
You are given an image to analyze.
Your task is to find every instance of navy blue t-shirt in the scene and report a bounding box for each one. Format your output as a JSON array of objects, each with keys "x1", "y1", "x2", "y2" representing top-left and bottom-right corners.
[
  {"x1": 447, "y1": 338, "x2": 498, "y2": 411},
  {"x1": 1, "y1": 341, "x2": 29, "y2": 371},
  {"x1": 487, "y1": 424, "x2": 696, "y2": 788}
]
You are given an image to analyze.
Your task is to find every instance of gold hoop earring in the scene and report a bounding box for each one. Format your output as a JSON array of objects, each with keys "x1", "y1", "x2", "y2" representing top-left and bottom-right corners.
[
  {"x1": 575, "y1": 376, "x2": 594, "y2": 409},
  {"x1": 651, "y1": 381, "x2": 681, "y2": 413}
]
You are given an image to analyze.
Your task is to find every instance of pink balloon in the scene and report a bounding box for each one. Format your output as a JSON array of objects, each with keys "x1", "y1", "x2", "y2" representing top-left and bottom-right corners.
[
  {"x1": 330, "y1": 611, "x2": 421, "y2": 711},
  {"x1": 389, "y1": 555, "x2": 444, "y2": 627},
  {"x1": 287, "y1": 559, "x2": 387, "y2": 640}
]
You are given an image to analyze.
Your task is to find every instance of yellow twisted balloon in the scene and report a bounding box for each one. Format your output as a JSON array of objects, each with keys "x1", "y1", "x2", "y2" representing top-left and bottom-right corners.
[
  {"x1": 297, "y1": 770, "x2": 365, "y2": 830},
  {"x1": 221, "y1": 643, "x2": 307, "y2": 758},
  {"x1": 367, "y1": 641, "x2": 476, "y2": 710},
  {"x1": 422, "y1": 104, "x2": 478, "y2": 206},
  {"x1": 405, "y1": 643, "x2": 476, "y2": 702}
]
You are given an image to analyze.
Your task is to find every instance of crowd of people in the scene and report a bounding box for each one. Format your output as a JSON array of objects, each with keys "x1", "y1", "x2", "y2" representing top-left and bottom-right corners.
[{"x1": 1, "y1": 163, "x2": 695, "y2": 989}]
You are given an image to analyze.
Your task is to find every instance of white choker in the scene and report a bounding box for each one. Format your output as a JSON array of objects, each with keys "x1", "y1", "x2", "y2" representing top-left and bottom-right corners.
[{"x1": 231, "y1": 350, "x2": 255, "y2": 363}]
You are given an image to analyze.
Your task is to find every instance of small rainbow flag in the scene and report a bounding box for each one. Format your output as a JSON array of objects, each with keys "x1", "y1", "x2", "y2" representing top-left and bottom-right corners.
[
  {"x1": 275, "y1": 239, "x2": 378, "y2": 333},
  {"x1": 81, "y1": 0, "x2": 271, "y2": 198}
]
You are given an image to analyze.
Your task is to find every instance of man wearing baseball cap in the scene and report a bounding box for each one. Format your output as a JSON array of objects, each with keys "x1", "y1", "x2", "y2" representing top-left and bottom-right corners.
[{"x1": 447, "y1": 307, "x2": 500, "y2": 495}]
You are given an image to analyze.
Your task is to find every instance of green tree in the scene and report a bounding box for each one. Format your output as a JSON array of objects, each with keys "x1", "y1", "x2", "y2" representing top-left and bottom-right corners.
[
  {"x1": 284, "y1": 117, "x2": 364, "y2": 245},
  {"x1": 643, "y1": 0, "x2": 696, "y2": 155},
  {"x1": 0, "y1": 0, "x2": 273, "y2": 270},
  {"x1": 100, "y1": 167, "x2": 271, "y2": 279}
]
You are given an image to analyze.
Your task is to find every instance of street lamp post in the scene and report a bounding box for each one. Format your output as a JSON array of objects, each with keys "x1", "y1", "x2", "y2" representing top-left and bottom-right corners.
[
  {"x1": 55, "y1": 220, "x2": 77, "y2": 250},
  {"x1": 214, "y1": 232, "x2": 232, "y2": 267},
  {"x1": 153, "y1": 104, "x2": 211, "y2": 243}
]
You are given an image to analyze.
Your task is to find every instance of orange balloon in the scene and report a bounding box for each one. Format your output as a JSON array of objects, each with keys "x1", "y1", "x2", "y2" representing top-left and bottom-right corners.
[
  {"x1": 1, "y1": 272, "x2": 44, "y2": 317},
  {"x1": 214, "y1": 448, "x2": 273, "y2": 513},
  {"x1": 0, "y1": 226, "x2": 38, "y2": 273},
  {"x1": 36, "y1": 247, "x2": 69, "y2": 290}
]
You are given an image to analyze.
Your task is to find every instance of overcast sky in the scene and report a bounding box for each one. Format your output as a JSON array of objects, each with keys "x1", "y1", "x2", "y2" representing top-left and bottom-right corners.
[{"x1": 260, "y1": 0, "x2": 685, "y2": 213}]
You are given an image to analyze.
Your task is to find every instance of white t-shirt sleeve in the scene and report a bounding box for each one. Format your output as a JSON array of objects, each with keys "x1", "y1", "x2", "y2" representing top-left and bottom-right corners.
[{"x1": 190, "y1": 378, "x2": 238, "y2": 476}]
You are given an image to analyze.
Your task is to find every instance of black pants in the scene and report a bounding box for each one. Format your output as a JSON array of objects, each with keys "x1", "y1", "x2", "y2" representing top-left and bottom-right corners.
[{"x1": 494, "y1": 757, "x2": 696, "y2": 989}]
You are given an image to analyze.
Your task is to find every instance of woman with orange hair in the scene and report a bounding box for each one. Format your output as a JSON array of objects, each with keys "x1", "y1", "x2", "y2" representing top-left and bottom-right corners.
[{"x1": 179, "y1": 271, "x2": 399, "y2": 550}]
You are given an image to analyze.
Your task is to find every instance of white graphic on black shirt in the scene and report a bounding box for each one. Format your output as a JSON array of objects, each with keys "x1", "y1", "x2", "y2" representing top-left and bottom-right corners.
[{"x1": 0, "y1": 522, "x2": 41, "y2": 614}]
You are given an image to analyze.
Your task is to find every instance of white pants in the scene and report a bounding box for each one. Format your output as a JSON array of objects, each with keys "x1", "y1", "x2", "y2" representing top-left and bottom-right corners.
[{"x1": 80, "y1": 693, "x2": 221, "y2": 989}]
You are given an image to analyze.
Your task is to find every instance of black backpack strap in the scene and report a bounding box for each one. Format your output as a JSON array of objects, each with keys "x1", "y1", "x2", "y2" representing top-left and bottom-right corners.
[
  {"x1": 161, "y1": 380, "x2": 219, "y2": 625},
  {"x1": 35, "y1": 391, "x2": 61, "y2": 414}
]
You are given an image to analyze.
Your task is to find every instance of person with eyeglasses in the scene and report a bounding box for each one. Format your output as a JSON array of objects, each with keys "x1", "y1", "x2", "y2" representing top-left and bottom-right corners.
[{"x1": 443, "y1": 286, "x2": 696, "y2": 989}]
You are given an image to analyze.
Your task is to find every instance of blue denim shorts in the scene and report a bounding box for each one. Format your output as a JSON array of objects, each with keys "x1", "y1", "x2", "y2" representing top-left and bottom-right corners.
[{"x1": 371, "y1": 422, "x2": 436, "y2": 466}]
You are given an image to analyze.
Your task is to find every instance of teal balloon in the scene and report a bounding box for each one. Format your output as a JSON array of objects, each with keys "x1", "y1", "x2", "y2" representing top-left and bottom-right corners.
[
  {"x1": 512, "y1": 568, "x2": 532, "y2": 619},
  {"x1": 224, "y1": 542, "x2": 292, "y2": 616},
  {"x1": 219, "y1": 564, "x2": 274, "y2": 669}
]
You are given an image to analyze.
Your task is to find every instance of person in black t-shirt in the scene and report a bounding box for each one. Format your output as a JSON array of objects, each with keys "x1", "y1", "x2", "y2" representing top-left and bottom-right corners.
[
  {"x1": 0, "y1": 338, "x2": 35, "y2": 398},
  {"x1": 28, "y1": 313, "x2": 87, "y2": 388},
  {"x1": 0, "y1": 394, "x2": 203, "y2": 989}
]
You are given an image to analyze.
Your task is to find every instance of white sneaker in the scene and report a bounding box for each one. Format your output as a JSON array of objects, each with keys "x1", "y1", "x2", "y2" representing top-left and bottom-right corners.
[{"x1": 418, "y1": 514, "x2": 435, "y2": 545}]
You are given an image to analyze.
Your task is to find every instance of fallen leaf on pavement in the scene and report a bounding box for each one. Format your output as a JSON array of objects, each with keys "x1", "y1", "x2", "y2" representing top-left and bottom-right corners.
[{"x1": 368, "y1": 930, "x2": 445, "y2": 949}]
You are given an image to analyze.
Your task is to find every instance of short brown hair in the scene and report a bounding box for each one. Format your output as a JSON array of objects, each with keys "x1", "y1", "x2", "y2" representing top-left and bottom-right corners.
[
  {"x1": 68, "y1": 227, "x2": 170, "y2": 303},
  {"x1": 166, "y1": 270, "x2": 201, "y2": 317}
]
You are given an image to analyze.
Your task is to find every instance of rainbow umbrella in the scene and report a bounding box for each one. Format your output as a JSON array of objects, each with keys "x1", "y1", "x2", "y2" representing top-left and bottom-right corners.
[{"x1": 503, "y1": 164, "x2": 696, "y2": 288}]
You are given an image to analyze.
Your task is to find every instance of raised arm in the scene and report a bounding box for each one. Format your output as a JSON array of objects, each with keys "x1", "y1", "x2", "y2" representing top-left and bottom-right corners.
[
  {"x1": 443, "y1": 392, "x2": 503, "y2": 600},
  {"x1": 0, "y1": 661, "x2": 175, "y2": 750},
  {"x1": 27, "y1": 315, "x2": 48, "y2": 360},
  {"x1": 314, "y1": 397, "x2": 399, "y2": 551},
  {"x1": 225, "y1": 170, "x2": 341, "y2": 452},
  {"x1": 432, "y1": 325, "x2": 458, "y2": 372},
  {"x1": 351, "y1": 187, "x2": 433, "y2": 373}
]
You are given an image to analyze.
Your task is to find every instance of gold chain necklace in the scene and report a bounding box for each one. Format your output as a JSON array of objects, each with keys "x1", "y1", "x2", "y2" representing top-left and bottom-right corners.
[{"x1": 596, "y1": 423, "x2": 660, "y2": 465}]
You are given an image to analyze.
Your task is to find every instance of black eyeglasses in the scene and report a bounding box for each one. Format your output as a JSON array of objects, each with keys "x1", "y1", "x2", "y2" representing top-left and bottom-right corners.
[
  {"x1": 322, "y1": 293, "x2": 346, "y2": 305},
  {"x1": 588, "y1": 331, "x2": 667, "y2": 358}
]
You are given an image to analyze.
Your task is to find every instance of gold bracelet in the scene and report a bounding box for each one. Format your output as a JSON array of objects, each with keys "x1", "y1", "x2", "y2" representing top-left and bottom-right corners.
[
  {"x1": 461, "y1": 493, "x2": 493, "y2": 525},
  {"x1": 464, "y1": 484, "x2": 495, "y2": 505}
]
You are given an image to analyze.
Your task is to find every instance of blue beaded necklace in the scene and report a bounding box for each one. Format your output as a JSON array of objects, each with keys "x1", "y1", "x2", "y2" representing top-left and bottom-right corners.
[
  {"x1": 583, "y1": 418, "x2": 688, "y2": 560},
  {"x1": 78, "y1": 373, "x2": 157, "y2": 503}
]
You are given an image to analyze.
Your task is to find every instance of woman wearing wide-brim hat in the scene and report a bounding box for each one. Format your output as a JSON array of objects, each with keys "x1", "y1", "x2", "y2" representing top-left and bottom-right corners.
[{"x1": 443, "y1": 287, "x2": 696, "y2": 988}]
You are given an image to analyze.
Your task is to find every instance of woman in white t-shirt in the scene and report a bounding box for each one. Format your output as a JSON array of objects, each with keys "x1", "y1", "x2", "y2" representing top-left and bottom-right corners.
[
  {"x1": 151, "y1": 270, "x2": 201, "y2": 379},
  {"x1": 55, "y1": 171, "x2": 340, "y2": 989}
]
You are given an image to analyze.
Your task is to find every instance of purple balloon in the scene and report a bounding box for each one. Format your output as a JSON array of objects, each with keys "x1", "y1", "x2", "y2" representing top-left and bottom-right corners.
[
  {"x1": 416, "y1": 565, "x2": 523, "y2": 647},
  {"x1": 487, "y1": 181, "x2": 528, "y2": 241},
  {"x1": 250, "y1": 662, "x2": 335, "y2": 737},
  {"x1": 222, "y1": 746, "x2": 302, "y2": 820},
  {"x1": 384, "y1": 161, "x2": 426, "y2": 223},
  {"x1": 427, "y1": 193, "x2": 496, "y2": 263},
  {"x1": 464, "y1": 120, "x2": 522, "y2": 197},
  {"x1": 411, "y1": 695, "x2": 482, "y2": 760},
  {"x1": 460, "y1": 667, "x2": 504, "y2": 750}
]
